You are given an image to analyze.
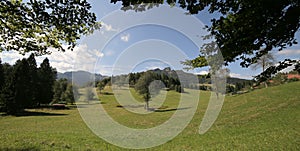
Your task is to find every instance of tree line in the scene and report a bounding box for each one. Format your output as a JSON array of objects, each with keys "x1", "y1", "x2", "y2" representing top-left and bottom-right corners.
[
  {"x1": 129, "y1": 71, "x2": 184, "y2": 94},
  {"x1": 0, "y1": 54, "x2": 76, "y2": 115}
]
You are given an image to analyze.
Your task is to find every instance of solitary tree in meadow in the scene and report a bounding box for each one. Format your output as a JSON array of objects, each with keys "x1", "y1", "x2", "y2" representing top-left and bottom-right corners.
[
  {"x1": 251, "y1": 53, "x2": 276, "y2": 88},
  {"x1": 135, "y1": 72, "x2": 153, "y2": 110},
  {"x1": 135, "y1": 72, "x2": 163, "y2": 110}
]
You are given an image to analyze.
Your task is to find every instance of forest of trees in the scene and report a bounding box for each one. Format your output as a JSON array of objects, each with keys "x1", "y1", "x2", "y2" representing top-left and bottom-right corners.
[
  {"x1": 0, "y1": 55, "x2": 76, "y2": 115},
  {"x1": 129, "y1": 69, "x2": 184, "y2": 93}
]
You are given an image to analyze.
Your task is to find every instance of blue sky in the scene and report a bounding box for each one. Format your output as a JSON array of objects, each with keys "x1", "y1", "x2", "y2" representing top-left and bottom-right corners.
[{"x1": 1, "y1": 1, "x2": 300, "y2": 79}]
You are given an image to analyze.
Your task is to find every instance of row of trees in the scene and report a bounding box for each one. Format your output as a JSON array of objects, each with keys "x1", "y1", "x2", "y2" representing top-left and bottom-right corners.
[{"x1": 0, "y1": 54, "x2": 56, "y2": 114}]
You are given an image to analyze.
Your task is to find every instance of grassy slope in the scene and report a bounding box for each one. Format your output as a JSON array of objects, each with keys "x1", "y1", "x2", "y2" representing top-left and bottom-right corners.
[{"x1": 0, "y1": 82, "x2": 299, "y2": 150}]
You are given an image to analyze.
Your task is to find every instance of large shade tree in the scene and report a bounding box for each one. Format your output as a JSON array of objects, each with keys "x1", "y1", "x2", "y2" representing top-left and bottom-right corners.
[
  {"x1": 0, "y1": 0, "x2": 100, "y2": 55},
  {"x1": 111, "y1": 0, "x2": 300, "y2": 74}
]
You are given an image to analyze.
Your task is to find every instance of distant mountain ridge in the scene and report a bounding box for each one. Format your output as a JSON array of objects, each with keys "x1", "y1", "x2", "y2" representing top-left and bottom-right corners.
[{"x1": 57, "y1": 71, "x2": 106, "y2": 86}]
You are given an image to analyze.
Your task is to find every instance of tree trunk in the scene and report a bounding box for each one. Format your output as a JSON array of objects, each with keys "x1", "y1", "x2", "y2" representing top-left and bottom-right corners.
[
  {"x1": 144, "y1": 101, "x2": 149, "y2": 111},
  {"x1": 262, "y1": 63, "x2": 268, "y2": 88},
  {"x1": 264, "y1": 81, "x2": 268, "y2": 88}
]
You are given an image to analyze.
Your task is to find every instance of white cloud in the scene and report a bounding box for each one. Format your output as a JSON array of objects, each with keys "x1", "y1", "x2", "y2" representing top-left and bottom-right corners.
[
  {"x1": 1, "y1": 44, "x2": 104, "y2": 73},
  {"x1": 102, "y1": 65, "x2": 131, "y2": 76},
  {"x1": 104, "y1": 50, "x2": 115, "y2": 56},
  {"x1": 277, "y1": 49, "x2": 300, "y2": 55},
  {"x1": 0, "y1": 51, "x2": 28, "y2": 64},
  {"x1": 101, "y1": 22, "x2": 118, "y2": 32},
  {"x1": 146, "y1": 66, "x2": 163, "y2": 70},
  {"x1": 280, "y1": 65, "x2": 295, "y2": 73},
  {"x1": 196, "y1": 70, "x2": 209, "y2": 75},
  {"x1": 229, "y1": 73, "x2": 253, "y2": 79},
  {"x1": 120, "y1": 33, "x2": 130, "y2": 42},
  {"x1": 99, "y1": 22, "x2": 119, "y2": 35}
]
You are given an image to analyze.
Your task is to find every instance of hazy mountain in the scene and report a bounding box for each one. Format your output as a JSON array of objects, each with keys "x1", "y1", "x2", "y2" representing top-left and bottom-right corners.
[{"x1": 57, "y1": 71, "x2": 106, "y2": 86}]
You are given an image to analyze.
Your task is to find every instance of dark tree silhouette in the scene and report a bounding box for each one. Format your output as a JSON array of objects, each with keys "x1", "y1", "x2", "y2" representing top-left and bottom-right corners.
[
  {"x1": 0, "y1": 74, "x2": 16, "y2": 114},
  {"x1": 27, "y1": 54, "x2": 39, "y2": 106},
  {"x1": 0, "y1": 59, "x2": 4, "y2": 91},
  {"x1": 37, "y1": 58, "x2": 57, "y2": 105},
  {"x1": 0, "y1": 56, "x2": 58, "y2": 114}
]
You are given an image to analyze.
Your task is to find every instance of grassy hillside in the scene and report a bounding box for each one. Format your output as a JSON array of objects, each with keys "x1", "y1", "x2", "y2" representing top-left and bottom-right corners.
[{"x1": 0, "y1": 82, "x2": 299, "y2": 150}]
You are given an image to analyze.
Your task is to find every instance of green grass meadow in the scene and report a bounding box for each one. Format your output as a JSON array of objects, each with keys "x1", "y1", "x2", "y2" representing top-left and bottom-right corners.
[{"x1": 0, "y1": 82, "x2": 299, "y2": 150}]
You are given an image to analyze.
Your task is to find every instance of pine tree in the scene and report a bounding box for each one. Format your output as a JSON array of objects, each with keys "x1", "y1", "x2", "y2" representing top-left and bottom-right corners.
[
  {"x1": 0, "y1": 59, "x2": 4, "y2": 90},
  {"x1": 0, "y1": 63, "x2": 14, "y2": 113},
  {"x1": 61, "y1": 83, "x2": 75, "y2": 105},
  {"x1": 0, "y1": 59, "x2": 5, "y2": 111},
  {"x1": 14, "y1": 59, "x2": 32, "y2": 109},
  {"x1": 0, "y1": 76, "x2": 17, "y2": 114},
  {"x1": 37, "y1": 58, "x2": 57, "y2": 105},
  {"x1": 27, "y1": 54, "x2": 38, "y2": 107}
]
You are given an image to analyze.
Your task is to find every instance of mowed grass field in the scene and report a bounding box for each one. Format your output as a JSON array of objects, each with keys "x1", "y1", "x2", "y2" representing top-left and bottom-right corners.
[{"x1": 0, "y1": 82, "x2": 299, "y2": 150}]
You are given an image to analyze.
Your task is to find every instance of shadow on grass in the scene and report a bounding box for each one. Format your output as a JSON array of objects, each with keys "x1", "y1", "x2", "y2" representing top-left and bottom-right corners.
[
  {"x1": 0, "y1": 147, "x2": 40, "y2": 151},
  {"x1": 100, "y1": 92, "x2": 114, "y2": 95},
  {"x1": 75, "y1": 102, "x2": 103, "y2": 108},
  {"x1": 1, "y1": 110, "x2": 68, "y2": 117},
  {"x1": 180, "y1": 91, "x2": 190, "y2": 94},
  {"x1": 114, "y1": 105, "x2": 191, "y2": 112},
  {"x1": 116, "y1": 104, "x2": 144, "y2": 108},
  {"x1": 153, "y1": 107, "x2": 191, "y2": 112}
]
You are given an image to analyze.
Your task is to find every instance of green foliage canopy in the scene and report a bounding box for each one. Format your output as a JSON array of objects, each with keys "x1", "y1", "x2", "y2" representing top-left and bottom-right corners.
[
  {"x1": 111, "y1": 0, "x2": 300, "y2": 68},
  {"x1": 0, "y1": 0, "x2": 100, "y2": 55}
]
